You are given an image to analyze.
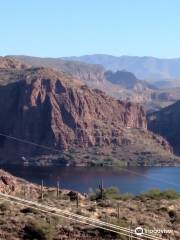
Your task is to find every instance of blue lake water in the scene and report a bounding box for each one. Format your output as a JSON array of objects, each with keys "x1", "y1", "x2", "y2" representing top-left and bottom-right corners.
[{"x1": 1, "y1": 165, "x2": 180, "y2": 195}]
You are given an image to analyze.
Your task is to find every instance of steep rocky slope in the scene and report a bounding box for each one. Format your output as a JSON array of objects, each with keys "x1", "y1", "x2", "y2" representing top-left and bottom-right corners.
[
  {"x1": 148, "y1": 101, "x2": 180, "y2": 155},
  {"x1": 0, "y1": 60, "x2": 177, "y2": 166}
]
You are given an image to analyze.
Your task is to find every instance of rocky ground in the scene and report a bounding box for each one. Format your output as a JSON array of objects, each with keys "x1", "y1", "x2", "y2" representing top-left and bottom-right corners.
[{"x1": 0, "y1": 169, "x2": 180, "y2": 240}]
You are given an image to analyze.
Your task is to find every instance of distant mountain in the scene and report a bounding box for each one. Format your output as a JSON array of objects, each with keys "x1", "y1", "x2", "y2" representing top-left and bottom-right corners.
[
  {"x1": 10, "y1": 55, "x2": 152, "y2": 89},
  {"x1": 105, "y1": 70, "x2": 138, "y2": 88},
  {"x1": 148, "y1": 100, "x2": 180, "y2": 155},
  {"x1": 105, "y1": 70, "x2": 155, "y2": 90},
  {"x1": 8, "y1": 55, "x2": 105, "y2": 86},
  {"x1": 64, "y1": 54, "x2": 180, "y2": 81},
  {"x1": 8, "y1": 55, "x2": 180, "y2": 112}
]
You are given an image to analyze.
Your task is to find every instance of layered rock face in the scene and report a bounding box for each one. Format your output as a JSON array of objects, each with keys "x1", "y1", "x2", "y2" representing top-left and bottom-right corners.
[{"x1": 0, "y1": 67, "x2": 148, "y2": 160}]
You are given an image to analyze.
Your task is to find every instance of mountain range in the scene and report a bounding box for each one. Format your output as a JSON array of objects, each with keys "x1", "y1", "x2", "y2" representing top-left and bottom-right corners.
[
  {"x1": 64, "y1": 54, "x2": 180, "y2": 82},
  {"x1": 9, "y1": 55, "x2": 180, "y2": 112}
]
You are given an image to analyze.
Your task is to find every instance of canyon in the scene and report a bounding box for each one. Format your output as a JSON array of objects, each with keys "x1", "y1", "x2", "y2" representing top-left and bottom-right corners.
[{"x1": 0, "y1": 57, "x2": 177, "y2": 166}]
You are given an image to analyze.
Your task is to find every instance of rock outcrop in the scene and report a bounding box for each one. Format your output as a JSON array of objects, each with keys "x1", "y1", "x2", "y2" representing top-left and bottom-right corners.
[
  {"x1": 0, "y1": 169, "x2": 16, "y2": 193},
  {"x1": 0, "y1": 57, "x2": 27, "y2": 69}
]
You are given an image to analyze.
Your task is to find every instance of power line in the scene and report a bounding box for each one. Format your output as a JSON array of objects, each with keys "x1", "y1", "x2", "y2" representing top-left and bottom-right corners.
[
  {"x1": 0, "y1": 132, "x2": 175, "y2": 239},
  {"x1": 0, "y1": 193, "x2": 167, "y2": 240},
  {"x1": 0, "y1": 132, "x2": 180, "y2": 189},
  {"x1": 0, "y1": 133, "x2": 62, "y2": 153}
]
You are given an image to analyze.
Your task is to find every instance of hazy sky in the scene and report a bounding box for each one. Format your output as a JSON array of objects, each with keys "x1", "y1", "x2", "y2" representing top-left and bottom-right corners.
[{"x1": 1, "y1": 0, "x2": 180, "y2": 58}]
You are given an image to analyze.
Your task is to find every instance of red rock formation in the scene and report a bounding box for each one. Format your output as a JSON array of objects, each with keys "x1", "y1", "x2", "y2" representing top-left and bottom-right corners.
[
  {"x1": 0, "y1": 67, "x2": 146, "y2": 150},
  {"x1": 0, "y1": 65, "x2": 173, "y2": 164},
  {"x1": 0, "y1": 170, "x2": 17, "y2": 193}
]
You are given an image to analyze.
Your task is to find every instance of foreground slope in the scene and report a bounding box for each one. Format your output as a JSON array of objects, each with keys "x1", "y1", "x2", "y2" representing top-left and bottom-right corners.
[
  {"x1": 0, "y1": 58, "x2": 178, "y2": 166},
  {"x1": 0, "y1": 168, "x2": 180, "y2": 240}
]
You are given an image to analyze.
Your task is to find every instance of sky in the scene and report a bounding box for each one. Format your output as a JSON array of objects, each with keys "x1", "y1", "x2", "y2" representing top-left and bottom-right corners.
[{"x1": 0, "y1": 0, "x2": 180, "y2": 58}]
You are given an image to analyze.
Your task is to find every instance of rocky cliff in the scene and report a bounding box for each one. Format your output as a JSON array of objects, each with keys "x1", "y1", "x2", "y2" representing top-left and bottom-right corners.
[
  {"x1": 0, "y1": 67, "x2": 145, "y2": 153},
  {"x1": 0, "y1": 59, "x2": 176, "y2": 165},
  {"x1": 148, "y1": 100, "x2": 180, "y2": 155}
]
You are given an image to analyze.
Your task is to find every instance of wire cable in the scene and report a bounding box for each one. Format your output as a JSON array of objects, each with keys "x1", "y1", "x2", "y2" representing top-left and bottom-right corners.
[
  {"x1": 0, "y1": 132, "x2": 180, "y2": 189},
  {"x1": 0, "y1": 193, "x2": 167, "y2": 240}
]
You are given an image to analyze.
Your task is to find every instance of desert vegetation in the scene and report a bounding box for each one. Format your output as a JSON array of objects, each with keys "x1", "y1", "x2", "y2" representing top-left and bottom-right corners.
[{"x1": 0, "y1": 183, "x2": 180, "y2": 239}]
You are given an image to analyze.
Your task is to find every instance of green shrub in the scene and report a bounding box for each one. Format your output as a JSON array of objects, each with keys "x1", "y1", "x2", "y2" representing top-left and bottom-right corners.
[
  {"x1": 87, "y1": 205, "x2": 96, "y2": 212},
  {"x1": 89, "y1": 186, "x2": 120, "y2": 200},
  {"x1": 141, "y1": 188, "x2": 162, "y2": 199},
  {"x1": 23, "y1": 219, "x2": 55, "y2": 240},
  {"x1": 98, "y1": 200, "x2": 112, "y2": 208},
  {"x1": 161, "y1": 189, "x2": 180, "y2": 199},
  {"x1": 140, "y1": 188, "x2": 180, "y2": 200},
  {"x1": 0, "y1": 201, "x2": 10, "y2": 212},
  {"x1": 20, "y1": 207, "x2": 38, "y2": 214},
  {"x1": 104, "y1": 187, "x2": 120, "y2": 199},
  {"x1": 119, "y1": 193, "x2": 134, "y2": 201}
]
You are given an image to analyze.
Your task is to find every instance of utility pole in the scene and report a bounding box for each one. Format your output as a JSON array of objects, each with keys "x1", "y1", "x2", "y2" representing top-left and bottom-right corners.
[
  {"x1": 129, "y1": 221, "x2": 132, "y2": 240},
  {"x1": 117, "y1": 202, "x2": 120, "y2": 219},
  {"x1": 99, "y1": 178, "x2": 104, "y2": 199},
  {"x1": 57, "y1": 180, "x2": 60, "y2": 199},
  {"x1": 22, "y1": 185, "x2": 26, "y2": 199},
  {"x1": 41, "y1": 179, "x2": 44, "y2": 201},
  {"x1": 76, "y1": 193, "x2": 79, "y2": 208}
]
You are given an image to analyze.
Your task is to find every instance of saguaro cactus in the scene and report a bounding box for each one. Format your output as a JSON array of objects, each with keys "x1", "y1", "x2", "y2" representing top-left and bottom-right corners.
[
  {"x1": 41, "y1": 179, "x2": 44, "y2": 201},
  {"x1": 99, "y1": 179, "x2": 104, "y2": 199},
  {"x1": 76, "y1": 193, "x2": 79, "y2": 208},
  {"x1": 117, "y1": 202, "x2": 120, "y2": 219},
  {"x1": 57, "y1": 180, "x2": 60, "y2": 199}
]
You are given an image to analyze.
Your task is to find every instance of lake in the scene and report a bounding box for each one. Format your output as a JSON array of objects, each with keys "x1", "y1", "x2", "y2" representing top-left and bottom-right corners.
[{"x1": 1, "y1": 165, "x2": 180, "y2": 195}]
